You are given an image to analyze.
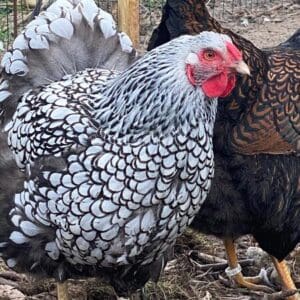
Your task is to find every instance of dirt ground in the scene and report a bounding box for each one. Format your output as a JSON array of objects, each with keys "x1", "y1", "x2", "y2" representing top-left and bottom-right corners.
[
  {"x1": 139, "y1": 0, "x2": 300, "y2": 50},
  {"x1": 206, "y1": 0, "x2": 300, "y2": 48},
  {"x1": 2, "y1": 232, "x2": 300, "y2": 299},
  {"x1": 0, "y1": 0, "x2": 299, "y2": 299}
]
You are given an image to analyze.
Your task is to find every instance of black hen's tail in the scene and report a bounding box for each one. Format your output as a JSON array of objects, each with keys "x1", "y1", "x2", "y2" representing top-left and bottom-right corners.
[
  {"x1": 0, "y1": 0, "x2": 137, "y2": 125},
  {"x1": 147, "y1": 0, "x2": 215, "y2": 51},
  {"x1": 147, "y1": 0, "x2": 189, "y2": 51},
  {"x1": 278, "y1": 29, "x2": 300, "y2": 49}
]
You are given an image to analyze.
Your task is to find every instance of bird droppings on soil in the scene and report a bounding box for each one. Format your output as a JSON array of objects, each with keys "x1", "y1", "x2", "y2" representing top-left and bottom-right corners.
[{"x1": 0, "y1": 0, "x2": 299, "y2": 299}]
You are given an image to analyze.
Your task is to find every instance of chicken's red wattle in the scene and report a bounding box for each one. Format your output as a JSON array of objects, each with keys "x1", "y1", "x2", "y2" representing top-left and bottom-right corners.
[{"x1": 202, "y1": 72, "x2": 236, "y2": 98}]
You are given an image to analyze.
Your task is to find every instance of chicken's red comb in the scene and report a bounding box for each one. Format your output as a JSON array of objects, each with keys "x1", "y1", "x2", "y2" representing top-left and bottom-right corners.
[{"x1": 226, "y1": 41, "x2": 242, "y2": 60}]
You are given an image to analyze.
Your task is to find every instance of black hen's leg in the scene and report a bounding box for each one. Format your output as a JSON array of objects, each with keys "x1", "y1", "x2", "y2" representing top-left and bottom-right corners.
[
  {"x1": 271, "y1": 257, "x2": 299, "y2": 300},
  {"x1": 223, "y1": 238, "x2": 274, "y2": 293}
]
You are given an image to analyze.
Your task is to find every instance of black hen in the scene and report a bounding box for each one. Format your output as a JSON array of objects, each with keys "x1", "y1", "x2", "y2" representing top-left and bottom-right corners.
[{"x1": 148, "y1": 0, "x2": 300, "y2": 296}]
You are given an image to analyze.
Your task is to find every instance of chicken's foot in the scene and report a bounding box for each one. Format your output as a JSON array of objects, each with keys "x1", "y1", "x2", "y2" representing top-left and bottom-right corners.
[
  {"x1": 223, "y1": 238, "x2": 274, "y2": 293},
  {"x1": 57, "y1": 281, "x2": 69, "y2": 300},
  {"x1": 271, "y1": 256, "x2": 299, "y2": 300}
]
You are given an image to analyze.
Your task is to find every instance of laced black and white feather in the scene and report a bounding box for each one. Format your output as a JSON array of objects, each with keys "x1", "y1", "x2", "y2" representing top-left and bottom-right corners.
[
  {"x1": 0, "y1": 0, "x2": 231, "y2": 294},
  {"x1": 3, "y1": 31, "x2": 221, "y2": 283}
]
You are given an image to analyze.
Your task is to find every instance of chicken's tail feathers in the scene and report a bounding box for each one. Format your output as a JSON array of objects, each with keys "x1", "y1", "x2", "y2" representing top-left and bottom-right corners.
[
  {"x1": 147, "y1": 0, "x2": 223, "y2": 52},
  {"x1": 0, "y1": 0, "x2": 136, "y2": 122},
  {"x1": 147, "y1": 2, "x2": 172, "y2": 51},
  {"x1": 278, "y1": 29, "x2": 300, "y2": 50}
]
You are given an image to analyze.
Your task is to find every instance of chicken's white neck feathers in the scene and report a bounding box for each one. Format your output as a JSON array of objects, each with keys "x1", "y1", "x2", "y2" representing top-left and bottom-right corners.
[{"x1": 94, "y1": 35, "x2": 219, "y2": 141}]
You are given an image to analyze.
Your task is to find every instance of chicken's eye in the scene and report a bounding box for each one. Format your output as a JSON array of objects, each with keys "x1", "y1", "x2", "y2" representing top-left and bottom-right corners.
[{"x1": 203, "y1": 50, "x2": 216, "y2": 60}]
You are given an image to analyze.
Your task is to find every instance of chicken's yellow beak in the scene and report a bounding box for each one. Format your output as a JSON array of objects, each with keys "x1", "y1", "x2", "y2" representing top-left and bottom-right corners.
[{"x1": 234, "y1": 60, "x2": 251, "y2": 76}]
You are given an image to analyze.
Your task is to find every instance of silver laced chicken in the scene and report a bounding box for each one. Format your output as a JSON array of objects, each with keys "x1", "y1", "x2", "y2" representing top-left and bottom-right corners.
[{"x1": 0, "y1": 0, "x2": 249, "y2": 298}]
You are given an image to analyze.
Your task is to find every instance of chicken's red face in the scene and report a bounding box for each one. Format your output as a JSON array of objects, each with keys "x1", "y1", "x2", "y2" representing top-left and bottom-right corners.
[{"x1": 186, "y1": 41, "x2": 250, "y2": 98}]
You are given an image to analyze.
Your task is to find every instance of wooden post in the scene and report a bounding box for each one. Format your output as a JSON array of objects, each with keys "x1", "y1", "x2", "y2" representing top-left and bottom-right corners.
[
  {"x1": 118, "y1": 0, "x2": 140, "y2": 48},
  {"x1": 13, "y1": 0, "x2": 18, "y2": 38}
]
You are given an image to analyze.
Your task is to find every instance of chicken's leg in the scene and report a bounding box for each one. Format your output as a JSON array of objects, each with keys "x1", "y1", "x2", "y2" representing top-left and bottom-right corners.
[
  {"x1": 271, "y1": 257, "x2": 299, "y2": 300},
  {"x1": 223, "y1": 238, "x2": 274, "y2": 293},
  {"x1": 57, "y1": 281, "x2": 69, "y2": 300}
]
